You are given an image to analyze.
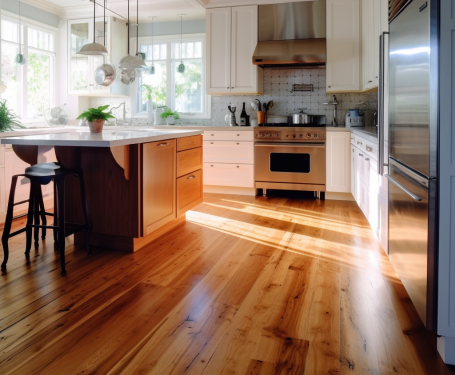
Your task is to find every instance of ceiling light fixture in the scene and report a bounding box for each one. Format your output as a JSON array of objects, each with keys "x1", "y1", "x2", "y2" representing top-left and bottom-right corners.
[
  {"x1": 177, "y1": 14, "x2": 186, "y2": 74},
  {"x1": 77, "y1": 0, "x2": 109, "y2": 55},
  {"x1": 15, "y1": 0, "x2": 25, "y2": 65},
  {"x1": 118, "y1": 0, "x2": 147, "y2": 70}
]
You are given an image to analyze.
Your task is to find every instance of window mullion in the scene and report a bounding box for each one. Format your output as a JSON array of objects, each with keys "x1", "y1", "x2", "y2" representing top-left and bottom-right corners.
[
  {"x1": 22, "y1": 25, "x2": 28, "y2": 119},
  {"x1": 167, "y1": 41, "x2": 172, "y2": 109}
]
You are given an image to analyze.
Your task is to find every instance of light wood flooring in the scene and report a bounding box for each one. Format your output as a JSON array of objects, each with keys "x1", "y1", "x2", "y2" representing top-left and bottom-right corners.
[{"x1": 0, "y1": 193, "x2": 453, "y2": 375}]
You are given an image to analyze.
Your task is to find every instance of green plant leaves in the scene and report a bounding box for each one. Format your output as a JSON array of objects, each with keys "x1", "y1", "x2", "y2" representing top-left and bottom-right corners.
[
  {"x1": 77, "y1": 105, "x2": 115, "y2": 122},
  {"x1": 0, "y1": 100, "x2": 24, "y2": 132},
  {"x1": 139, "y1": 84, "x2": 153, "y2": 101},
  {"x1": 159, "y1": 107, "x2": 180, "y2": 120}
]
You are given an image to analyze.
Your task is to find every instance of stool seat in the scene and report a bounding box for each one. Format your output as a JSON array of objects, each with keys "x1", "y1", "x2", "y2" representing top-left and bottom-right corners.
[{"x1": 1, "y1": 162, "x2": 91, "y2": 276}]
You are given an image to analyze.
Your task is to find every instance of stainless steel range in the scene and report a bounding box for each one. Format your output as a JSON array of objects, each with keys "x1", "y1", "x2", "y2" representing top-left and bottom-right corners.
[{"x1": 254, "y1": 126, "x2": 326, "y2": 198}]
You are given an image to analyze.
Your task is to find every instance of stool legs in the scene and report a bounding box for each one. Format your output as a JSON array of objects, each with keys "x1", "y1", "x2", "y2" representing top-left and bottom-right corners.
[
  {"x1": 25, "y1": 182, "x2": 37, "y2": 259},
  {"x1": 56, "y1": 176, "x2": 66, "y2": 276},
  {"x1": 33, "y1": 188, "x2": 40, "y2": 249},
  {"x1": 77, "y1": 172, "x2": 91, "y2": 254},
  {"x1": 37, "y1": 186, "x2": 47, "y2": 240},
  {"x1": 53, "y1": 180, "x2": 58, "y2": 246},
  {"x1": 1, "y1": 176, "x2": 18, "y2": 271}
]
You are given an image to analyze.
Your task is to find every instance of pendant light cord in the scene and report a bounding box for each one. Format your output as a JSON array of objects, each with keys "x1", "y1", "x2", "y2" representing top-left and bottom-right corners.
[
  {"x1": 136, "y1": 0, "x2": 139, "y2": 54},
  {"x1": 152, "y1": 18, "x2": 154, "y2": 62},
  {"x1": 180, "y1": 15, "x2": 183, "y2": 63},
  {"x1": 93, "y1": 0, "x2": 96, "y2": 43},
  {"x1": 104, "y1": 0, "x2": 106, "y2": 47},
  {"x1": 18, "y1": 0, "x2": 21, "y2": 54}
]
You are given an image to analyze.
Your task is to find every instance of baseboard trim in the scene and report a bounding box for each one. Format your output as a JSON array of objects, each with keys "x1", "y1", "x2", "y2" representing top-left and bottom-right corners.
[
  {"x1": 203, "y1": 185, "x2": 257, "y2": 196},
  {"x1": 325, "y1": 192, "x2": 355, "y2": 201}
]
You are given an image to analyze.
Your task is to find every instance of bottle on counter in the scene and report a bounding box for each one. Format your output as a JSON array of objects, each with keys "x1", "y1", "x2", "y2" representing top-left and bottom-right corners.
[{"x1": 240, "y1": 102, "x2": 247, "y2": 126}]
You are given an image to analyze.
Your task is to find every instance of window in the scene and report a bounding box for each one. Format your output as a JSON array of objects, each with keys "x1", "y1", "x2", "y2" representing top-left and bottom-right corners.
[
  {"x1": 1, "y1": 14, "x2": 56, "y2": 120},
  {"x1": 133, "y1": 34, "x2": 210, "y2": 119}
]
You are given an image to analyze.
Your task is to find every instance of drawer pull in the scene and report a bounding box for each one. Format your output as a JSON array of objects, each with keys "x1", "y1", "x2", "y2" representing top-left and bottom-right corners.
[
  {"x1": 237, "y1": 143, "x2": 240, "y2": 145},
  {"x1": 211, "y1": 165, "x2": 214, "y2": 167},
  {"x1": 187, "y1": 175, "x2": 195, "y2": 180},
  {"x1": 210, "y1": 142, "x2": 214, "y2": 144},
  {"x1": 366, "y1": 146, "x2": 373, "y2": 152},
  {"x1": 158, "y1": 142, "x2": 169, "y2": 147},
  {"x1": 211, "y1": 134, "x2": 214, "y2": 136},
  {"x1": 365, "y1": 158, "x2": 370, "y2": 161},
  {"x1": 236, "y1": 166, "x2": 239, "y2": 168},
  {"x1": 237, "y1": 134, "x2": 240, "y2": 136},
  {"x1": 357, "y1": 141, "x2": 363, "y2": 145},
  {"x1": 359, "y1": 153, "x2": 364, "y2": 157}
]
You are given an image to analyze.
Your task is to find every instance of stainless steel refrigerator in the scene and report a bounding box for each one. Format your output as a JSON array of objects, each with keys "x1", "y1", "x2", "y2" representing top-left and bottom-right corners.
[{"x1": 385, "y1": 0, "x2": 438, "y2": 330}]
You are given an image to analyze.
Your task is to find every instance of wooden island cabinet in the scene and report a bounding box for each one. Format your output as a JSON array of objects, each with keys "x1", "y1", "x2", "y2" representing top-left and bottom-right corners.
[{"x1": 63, "y1": 134, "x2": 203, "y2": 252}]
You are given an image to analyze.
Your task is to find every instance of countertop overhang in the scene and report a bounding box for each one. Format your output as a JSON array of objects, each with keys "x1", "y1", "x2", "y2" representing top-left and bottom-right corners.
[{"x1": 0, "y1": 129, "x2": 204, "y2": 147}]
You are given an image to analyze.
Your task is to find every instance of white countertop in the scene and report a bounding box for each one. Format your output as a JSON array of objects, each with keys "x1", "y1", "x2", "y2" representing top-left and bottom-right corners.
[{"x1": 0, "y1": 129, "x2": 203, "y2": 147}]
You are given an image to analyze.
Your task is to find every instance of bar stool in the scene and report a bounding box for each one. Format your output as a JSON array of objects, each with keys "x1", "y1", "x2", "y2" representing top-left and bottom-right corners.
[{"x1": 1, "y1": 162, "x2": 92, "y2": 275}]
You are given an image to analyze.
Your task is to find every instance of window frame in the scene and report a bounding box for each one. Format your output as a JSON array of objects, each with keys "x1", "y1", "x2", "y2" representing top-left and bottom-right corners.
[
  {"x1": 0, "y1": 11, "x2": 58, "y2": 122},
  {"x1": 131, "y1": 33, "x2": 211, "y2": 120}
]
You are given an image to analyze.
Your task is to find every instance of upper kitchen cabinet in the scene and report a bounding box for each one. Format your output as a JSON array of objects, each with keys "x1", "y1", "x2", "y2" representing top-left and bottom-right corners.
[
  {"x1": 326, "y1": 0, "x2": 361, "y2": 92},
  {"x1": 361, "y1": 0, "x2": 389, "y2": 91},
  {"x1": 206, "y1": 6, "x2": 263, "y2": 96},
  {"x1": 68, "y1": 17, "x2": 128, "y2": 97}
]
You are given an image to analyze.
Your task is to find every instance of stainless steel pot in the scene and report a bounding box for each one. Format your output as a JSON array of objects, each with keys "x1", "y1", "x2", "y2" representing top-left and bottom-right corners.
[
  {"x1": 292, "y1": 108, "x2": 313, "y2": 124},
  {"x1": 94, "y1": 63, "x2": 117, "y2": 87}
]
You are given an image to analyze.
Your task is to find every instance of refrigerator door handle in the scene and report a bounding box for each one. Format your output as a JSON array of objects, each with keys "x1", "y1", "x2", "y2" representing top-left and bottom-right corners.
[
  {"x1": 378, "y1": 32, "x2": 389, "y2": 176},
  {"x1": 385, "y1": 174, "x2": 423, "y2": 201}
]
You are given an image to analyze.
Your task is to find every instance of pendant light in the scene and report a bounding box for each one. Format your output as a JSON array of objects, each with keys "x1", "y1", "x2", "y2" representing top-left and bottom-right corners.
[
  {"x1": 77, "y1": 0, "x2": 108, "y2": 55},
  {"x1": 15, "y1": 0, "x2": 25, "y2": 65},
  {"x1": 118, "y1": 0, "x2": 147, "y2": 70},
  {"x1": 177, "y1": 14, "x2": 185, "y2": 73},
  {"x1": 150, "y1": 16, "x2": 157, "y2": 74}
]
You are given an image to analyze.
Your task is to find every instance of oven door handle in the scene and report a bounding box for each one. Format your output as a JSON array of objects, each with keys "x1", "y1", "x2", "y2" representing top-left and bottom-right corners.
[{"x1": 255, "y1": 143, "x2": 326, "y2": 148}]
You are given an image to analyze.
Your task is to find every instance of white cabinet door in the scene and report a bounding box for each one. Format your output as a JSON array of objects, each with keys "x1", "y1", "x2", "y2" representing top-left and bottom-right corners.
[
  {"x1": 203, "y1": 163, "x2": 254, "y2": 188},
  {"x1": 206, "y1": 8, "x2": 232, "y2": 95},
  {"x1": 5, "y1": 151, "x2": 31, "y2": 210},
  {"x1": 231, "y1": 6, "x2": 262, "y2": 94},
  {"x1": 326, "y1": 0, "x2": 360, "y2": 92},
  {"x1": 367, "y1": 157, "x2": 379, "y2": 236},
  {"x1": 326, "y1": 131, "x2": 351, "y2": 193},
  {"x1": 380, "y1": 0, "x2": 389, "y2": 33},
  {"x1": 373, "y1": 0, "x2": 381, "y2": 87},
  {"x1": 203, "y1": 131, "x2": 254, "y2": 142},
  {"x1": 351, "y1": 145, "x2": 357, "y2": 198},
  {"x1": 203, "y1": 141, "x2": 254, "y2": 164}
]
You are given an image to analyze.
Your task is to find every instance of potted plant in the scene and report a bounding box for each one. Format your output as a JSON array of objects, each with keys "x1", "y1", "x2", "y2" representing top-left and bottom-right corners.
[
  {"x1": 0, "y1": 100, "x2": 24, "y2": 132},
  {"x1": 77, "y1": 105, "x2": 115, "y2": 133},
  {"x1": 160, "y1": 107, "x2": 180, "y2": 125},
  {"x1": 139, "y1": 84, "x2": 154, "y2": 123}
]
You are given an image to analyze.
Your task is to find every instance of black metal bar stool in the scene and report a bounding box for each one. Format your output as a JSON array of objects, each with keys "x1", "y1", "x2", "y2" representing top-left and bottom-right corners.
[{"x1": 1, "y1": 162, "x2": 92, "y2": 275}]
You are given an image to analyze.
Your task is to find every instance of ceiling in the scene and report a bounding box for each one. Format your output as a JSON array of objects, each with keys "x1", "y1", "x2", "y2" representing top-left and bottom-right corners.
[{"x1": 29, "y1": 0, "x2": 207, "y2": 22}]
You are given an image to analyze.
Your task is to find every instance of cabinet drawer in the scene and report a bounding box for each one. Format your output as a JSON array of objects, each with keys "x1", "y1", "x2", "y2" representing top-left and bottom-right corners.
[
  {"x1": 177, "y1": 169, "x2": 203, "y2": 216},
  {"x1": 177, "y1": 135, "x2": 202, "y2": 152},
  {"x1": 203, "y1": 141, "x2": 254, "y2": 164},
  {"x1": 177, "y1": 147, "x2": 202, "y2": 178},
  {"x1": 203, "y1": 131, "x2": 254, "y2": 142},
  {"x1": 203, "y1": 163, "x2": 254, "y2": 187}
]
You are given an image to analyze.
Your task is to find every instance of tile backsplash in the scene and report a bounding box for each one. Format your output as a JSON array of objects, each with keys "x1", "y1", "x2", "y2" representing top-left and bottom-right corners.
[{"x1": 90, "y1": 68, "x2": 378, "y2": 126}]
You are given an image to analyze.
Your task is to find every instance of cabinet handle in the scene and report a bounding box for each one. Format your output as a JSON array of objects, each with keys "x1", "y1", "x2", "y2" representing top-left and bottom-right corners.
[
  {"x1": 236, "y1": 166, "x2": 240, "y2": 168},
  {"x1": 365, "y1": 158, "x2": 370, "y2": 161},
  {"x1": 328, "y1": 85, "x2": 331, "y2": 88},
  {"x1": 366, "y1": 146, "x2": 373, "y2": 152},
  {"x1": 227, "y1": 87, "x2": 229, "y2": 89},
  {"x1": 211, "y1": 134, "x2": 214, "y2": 136},
  {"x1": 211, "y1": 165, "x2": 214, "y2": 167},
  {"x1": 368, "y1": 80, "x2": 372, "y2": 83},
  {"x1": 187, "y1": 175, "x2": 195, "y2": 180},
  {"x1": 210, "y1": 142, "x2": 214, "y2": 144},
  {"x1": 357, "y1": 141, "x2": 363, "y2": 145},
  {"x1": 359, "y1": 153, "x2": 364, "y2": 157},
  {"x1": 376, "y1": 76, "x2": 378, "y2": 78},
  {"x1": 231, "y1": 87, "x2": 234, "y2": 89},
  {"x1": 237, "y1": 143, "x2": 240, "y2": 145},
  {"x1": 158, "y1": 142, "x2": 169, "y2": 146}
]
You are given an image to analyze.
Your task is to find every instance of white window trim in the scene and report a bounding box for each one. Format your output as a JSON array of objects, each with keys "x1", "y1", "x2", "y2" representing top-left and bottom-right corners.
[
  {"x1": 130, "y1": 33, "x2": 211, "y2": 120},
  {"x1": 1, "y1": 11, "x2": 58, "y2": 121}
]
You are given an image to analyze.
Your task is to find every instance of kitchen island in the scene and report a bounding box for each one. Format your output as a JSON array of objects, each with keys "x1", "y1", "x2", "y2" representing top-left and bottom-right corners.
[{"x1": 1, "y1": 129, "x2": 204, "y2": 252}]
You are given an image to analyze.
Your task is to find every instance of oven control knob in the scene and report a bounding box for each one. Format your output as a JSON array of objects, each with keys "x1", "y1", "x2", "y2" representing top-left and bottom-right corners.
[
  {"x1": 258, "y1": 133, "x2": 263, "y2": 137},
  {"x1": 299, "y1": 134, "x2": 303, "y2": 138},
  {"x1": 314, "y1": 133, "x2": 318, "y2": 138},
  {"x1": 307, "y1": 133, "x2": 311, "y2": 138},
  {"x1": 275, "y1": 133, "x2": 279, "y2": 137},
  {"x1": 266, "y1": 133, "x2": 271, "y2": 138},
  {"x1": 293, "y1": 134, "x2": 296, "y2": 138}
]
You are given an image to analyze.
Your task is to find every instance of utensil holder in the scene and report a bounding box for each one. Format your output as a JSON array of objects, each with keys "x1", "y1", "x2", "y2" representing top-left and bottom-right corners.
[{"x1": 257, "y1": 111, "x2": 266, "y2": 125}]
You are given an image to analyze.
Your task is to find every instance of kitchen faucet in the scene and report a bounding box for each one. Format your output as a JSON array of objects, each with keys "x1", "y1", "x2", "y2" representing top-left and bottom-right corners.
[
  {"x1": 110, "y1": 101, "x2": 131, "y2": 126},
  {"x1": 324, "y1": 95, "x2": 339, "y2": 127}
]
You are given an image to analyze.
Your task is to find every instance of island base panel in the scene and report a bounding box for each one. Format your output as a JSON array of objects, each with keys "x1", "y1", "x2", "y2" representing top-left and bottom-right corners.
[{"x1": 74, "y1": 214, "x2": 186, "y2": 253}]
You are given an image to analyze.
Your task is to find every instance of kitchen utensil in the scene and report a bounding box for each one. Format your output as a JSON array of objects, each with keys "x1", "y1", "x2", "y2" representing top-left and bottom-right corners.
[
  {"x1": 345, "y1": 111, "x2": 365, "y2": 127},
  {"x1": 120, "y1": 68, "x2": 136, "y2": 85},
  {"x1": 94, "y1": 63, "x2": 117, "y2": 87},
  {"x1": 251, "y1": 102, "x2": 259, "y2": 111},
  {"x1": 265, "y1": 100, "x2": 274, "y2": 112},
  {"x1": 349, "y1": 109, "x2": 360, "y2": 117},
  {"x1": 292, "y1": 108, "x2": 314, "y2": 124},
  {"x1": 228, "y1": 105, "x2": 237, "y2": 126},
  {"x1": 257, "y1": 111, "x2": 266, "y2": 125},
  {"x1": 255, "y1": 99, "x2": 262, "y2": 112}
]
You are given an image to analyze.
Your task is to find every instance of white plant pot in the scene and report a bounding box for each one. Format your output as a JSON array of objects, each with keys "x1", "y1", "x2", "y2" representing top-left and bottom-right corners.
[{"x1": 166, "y1": 117, "x2": 176, "y2": 125}]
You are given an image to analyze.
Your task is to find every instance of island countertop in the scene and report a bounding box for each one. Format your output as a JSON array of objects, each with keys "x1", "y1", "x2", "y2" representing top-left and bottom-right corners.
[{"x1": 0, "y1": 129, "x2": 203, "y2": 147}]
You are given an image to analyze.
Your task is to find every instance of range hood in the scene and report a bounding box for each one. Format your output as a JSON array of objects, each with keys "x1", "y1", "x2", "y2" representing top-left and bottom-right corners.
[{"x1": 253, "y1": 1, "x2": 326, "y2": 68}]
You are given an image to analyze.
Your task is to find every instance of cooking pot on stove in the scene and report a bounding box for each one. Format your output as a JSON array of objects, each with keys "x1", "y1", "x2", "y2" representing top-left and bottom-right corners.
[{"x1": 292, "y1": 108, "x2": 313, "y2": 124}]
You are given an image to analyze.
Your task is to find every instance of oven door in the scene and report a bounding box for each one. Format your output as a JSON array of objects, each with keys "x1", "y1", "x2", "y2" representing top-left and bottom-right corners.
[{"x1": 255, "y1": 143, "x2": 326, "y2": 185}]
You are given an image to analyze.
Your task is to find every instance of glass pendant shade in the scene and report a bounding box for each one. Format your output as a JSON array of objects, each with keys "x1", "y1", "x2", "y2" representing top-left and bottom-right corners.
[
  {"x1": 177, "y1": 63, "x2": 185, "y2": 73},
  {"x1": 15, "y1": 54, "x2": 26, "y2": 65},
  {"x1": 151, "y1": 65, "x2": 156, "y2": 74},
  {"x1": 78, "y1": 42, "x2": 109, "y2": 56}
]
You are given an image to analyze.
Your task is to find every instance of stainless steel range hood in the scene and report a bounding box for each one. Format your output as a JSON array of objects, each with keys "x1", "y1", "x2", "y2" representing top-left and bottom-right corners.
[{"x1": 253, "y1": 1, "x2": 326, "y2": 68}]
